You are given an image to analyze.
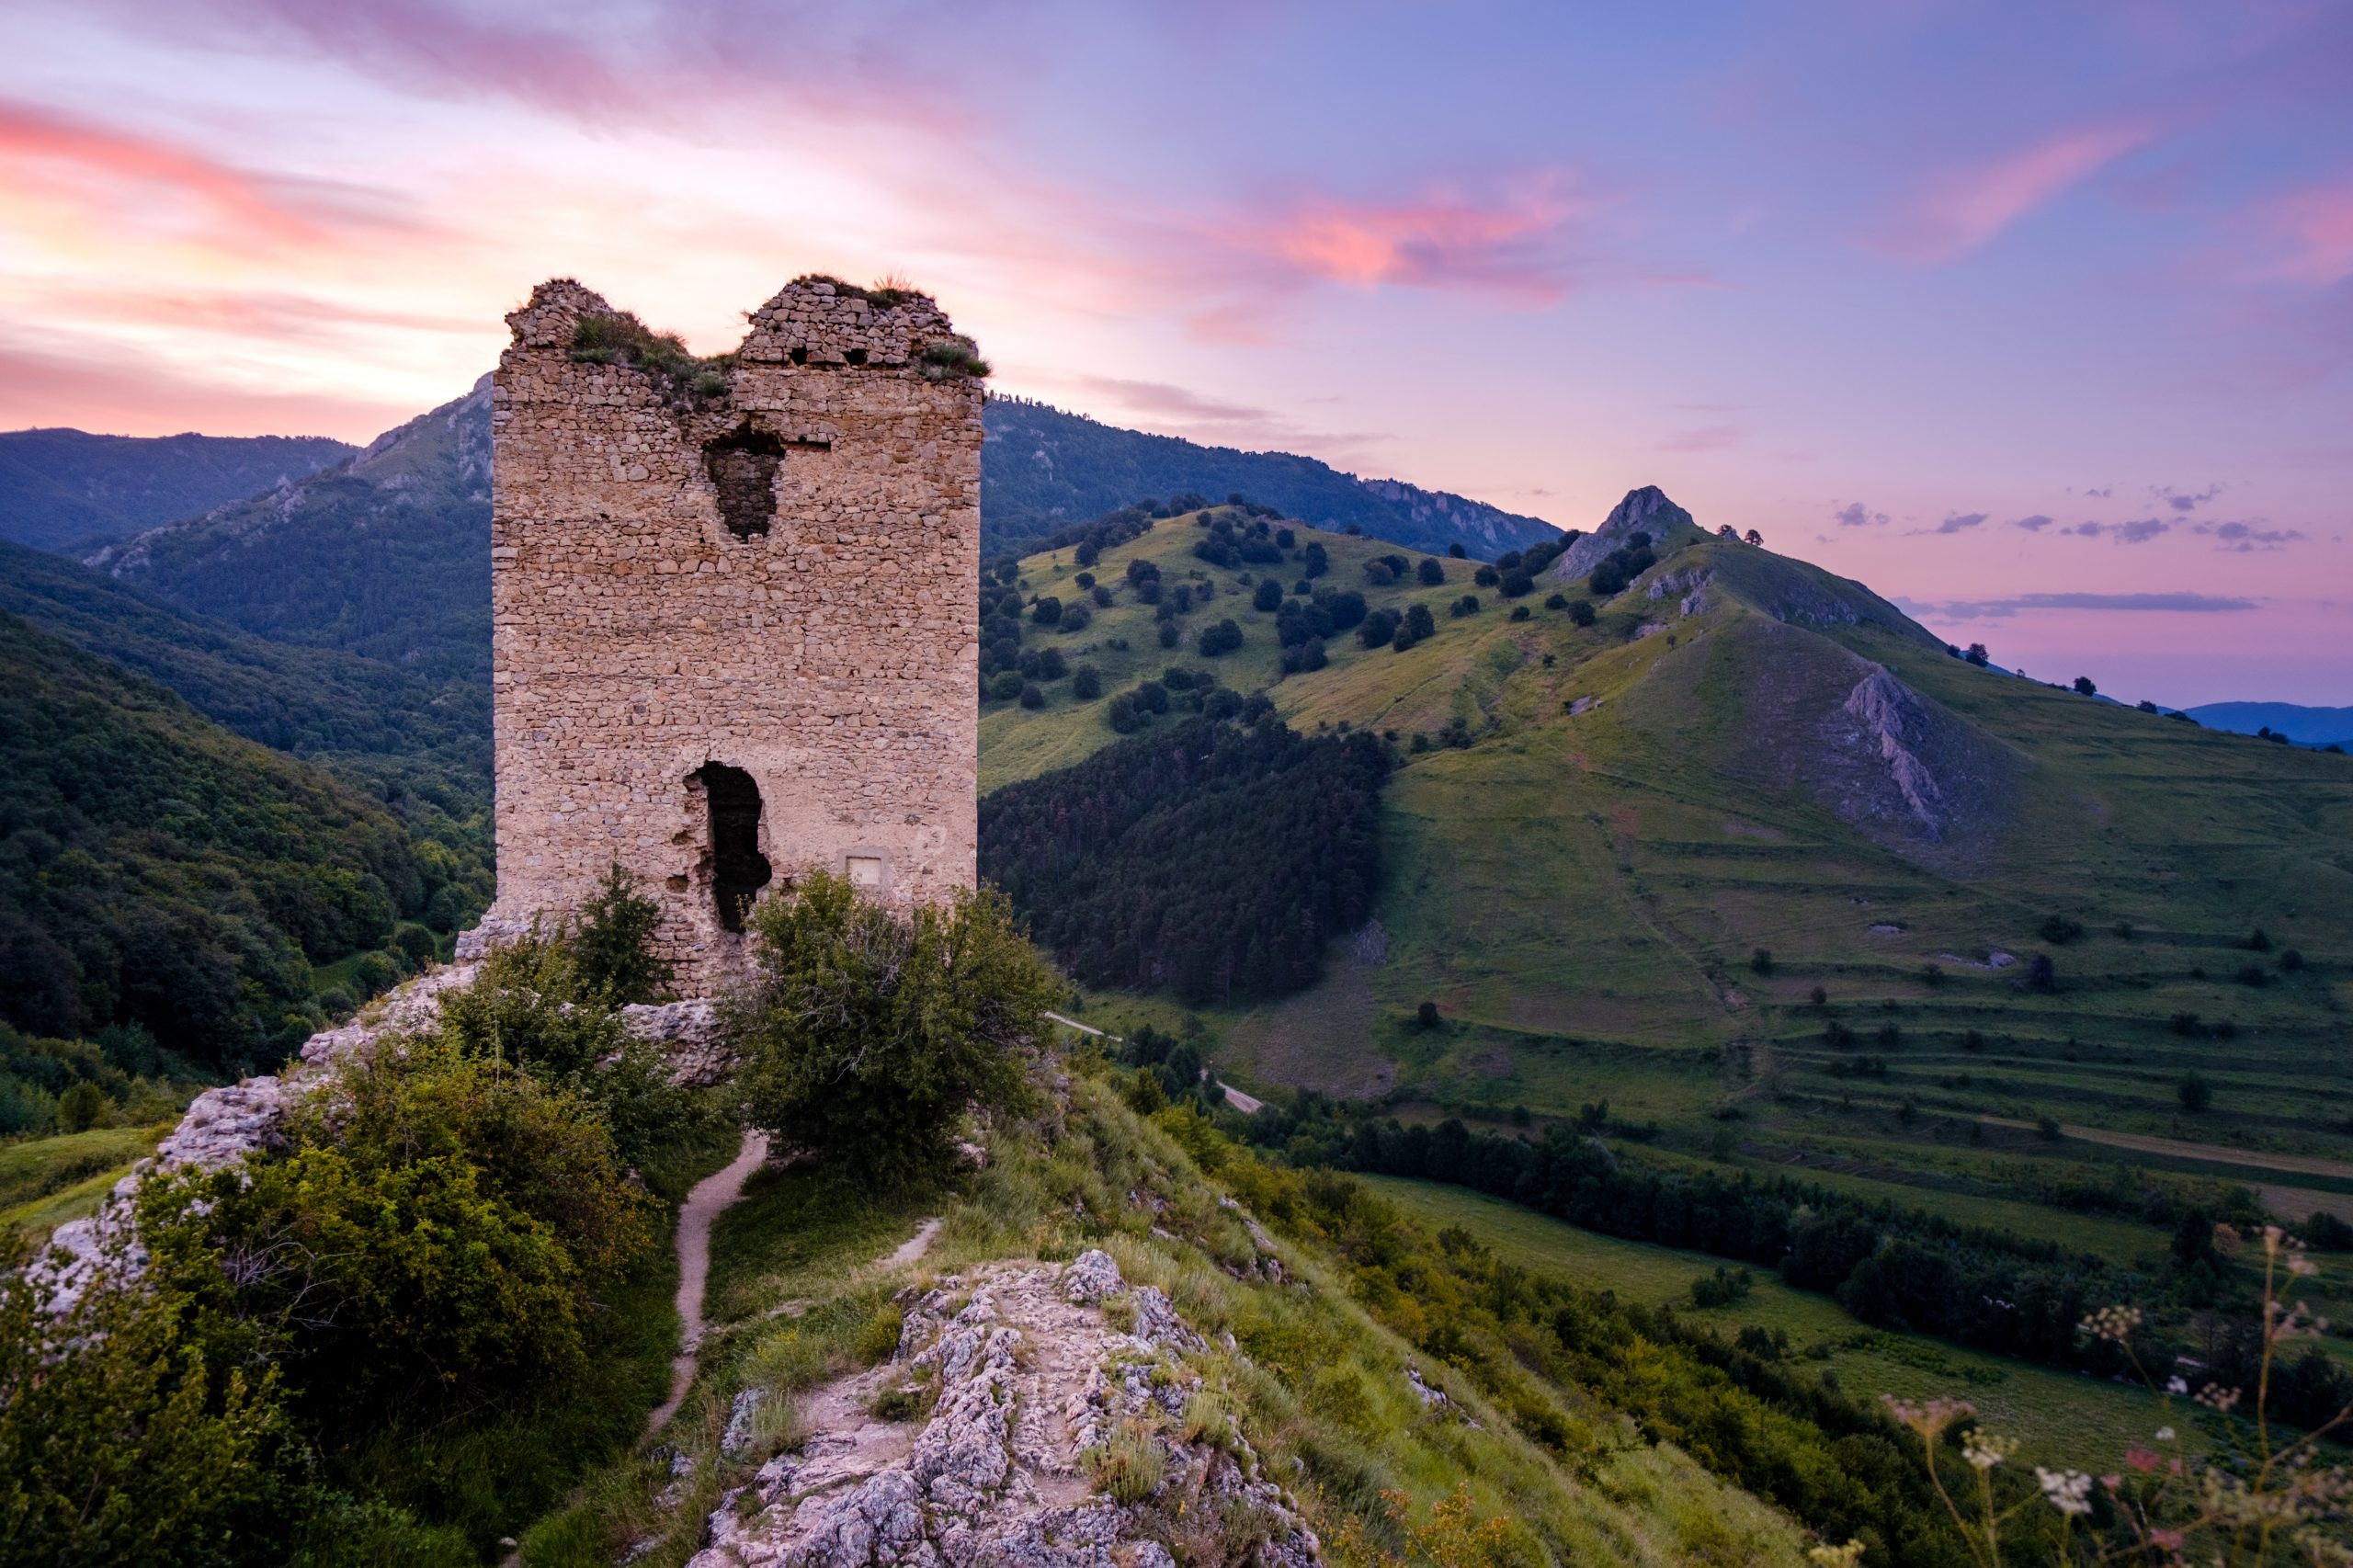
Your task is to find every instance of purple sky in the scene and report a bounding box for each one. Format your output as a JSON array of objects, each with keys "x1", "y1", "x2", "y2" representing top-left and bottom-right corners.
[{"x1": 1, "y1": 1, "x2": 2347, "y2": 706}]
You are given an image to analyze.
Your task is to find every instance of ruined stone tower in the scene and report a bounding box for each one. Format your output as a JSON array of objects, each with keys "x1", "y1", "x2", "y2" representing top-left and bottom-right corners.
[{"x1": 485, "y1": 277, "x2": 983, "y2": 992}]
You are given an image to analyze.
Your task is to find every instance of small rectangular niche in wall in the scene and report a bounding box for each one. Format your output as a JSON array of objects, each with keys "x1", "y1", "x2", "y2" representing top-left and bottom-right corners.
[
  {"x1": 703, "y1": 426, "x2": 788, "y2": 540},
  {"x1": 845, "y1": 853, "x2": 887, "y2": 891}
]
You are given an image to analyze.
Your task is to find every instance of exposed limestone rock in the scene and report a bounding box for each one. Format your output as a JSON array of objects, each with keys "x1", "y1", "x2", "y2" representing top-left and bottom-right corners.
[
  {"x1": 622, "y1": 997, "x2": 734, "y2": 1086},
  {"x1": 1838, "y1": 667, "x2": 1949, "y2": 836},
  {"x1": 687, "y1": 1251, "x2": 1316, "y2": 1568},
  {"x1": 1549, "y1": 484, "x2": 1687, "y2": 583}
]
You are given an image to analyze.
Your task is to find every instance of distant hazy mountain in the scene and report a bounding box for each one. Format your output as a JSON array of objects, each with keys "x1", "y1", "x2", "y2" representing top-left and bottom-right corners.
[
  {"x1": 89, "y1": 382, "x2": 492, "y2": 681},
  {"x1": 81, "y1": 382, "x2": 1559, "y2": 685},
  {"x1": 2185, "y1": 702, "x2": 2353, "y2": 746},
  {"x1": 983, "y1": 397, "x2": 1559, "y2": 559},
  {"x1": 0, "y1": 427, "x2": 353, "y2": 553}
]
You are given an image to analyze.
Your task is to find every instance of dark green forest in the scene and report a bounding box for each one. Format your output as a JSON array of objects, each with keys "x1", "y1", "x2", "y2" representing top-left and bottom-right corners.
[
  {"x1": 978, "y1": 714, "x2": 1391, "y2": 1003},
  {"x1": 0, "y1": 611, "x2": 454, "y2": 1074}
]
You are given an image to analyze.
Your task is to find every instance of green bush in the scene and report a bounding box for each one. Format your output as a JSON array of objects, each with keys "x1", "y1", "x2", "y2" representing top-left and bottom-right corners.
[
  {"x1": 727, "y1": 870, "x2": 1055, "y2": 1184},
  {"x1": 388, "y1": 922, "x2": 438, "y2": 971},
  {"x1": 139, "y1": 1040, "x2": 658, "y2": 1439},
  {"x1": 566, "y1": 863, "x2": 674, "y2": 1006},
  {"x1": 0, "y1": 1235, "x2": 304, "y2": 1568}
]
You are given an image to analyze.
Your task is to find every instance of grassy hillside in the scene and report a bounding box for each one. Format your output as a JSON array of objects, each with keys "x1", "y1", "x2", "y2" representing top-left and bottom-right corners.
[{"x1": 983, "y1": 495, "x2": 2353, "y2": 1381}]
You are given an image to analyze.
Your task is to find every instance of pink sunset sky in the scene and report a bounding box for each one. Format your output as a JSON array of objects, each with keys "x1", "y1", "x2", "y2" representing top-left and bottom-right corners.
[{"x1": 0, "y1": 0, "x2": 2347, "y2": 706}]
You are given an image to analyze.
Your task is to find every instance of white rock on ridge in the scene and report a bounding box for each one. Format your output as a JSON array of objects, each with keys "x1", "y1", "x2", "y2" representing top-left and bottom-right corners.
[
  {"x1": 686, "y1": 1251, "x2": 1317, "y2": 1568},
  {"x1": 33, "y1": 933, "x2": 729, "y2": 1312}
]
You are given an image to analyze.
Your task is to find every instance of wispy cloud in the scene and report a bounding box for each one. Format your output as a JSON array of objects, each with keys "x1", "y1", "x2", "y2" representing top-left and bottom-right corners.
[
  {"x1": 1068, "y1": 376, "x2": 1275, "y2": 429},
  {"x1": 0, "y1": 325, "x2": 419, "y2": 437},
  {"x1": 2154, "y1": 483, "x2": 2222, "y2": 513},
  {"x1": 2012, "y1": 514, "x2": 2056, "y2": 531},
  {"x1": 1832, "y1": 501, "x2": 1888, "y2": 528},
  {"x1": 2062, "y1": 517, "x2": 2172, "y2": 543},
  {"x1": 1899, "y1": 591, "x2": 2259, "y2": 620},
  {"x1": 1914, "y1": 510, "x2": 1988, "y2": 535},
  {"x1": 1874, "y1": 123, "x2": 2153, "y2": 263},
  {"x1": 2197, "y1": 519, "x2": 2307, "y2": 551},
  {"x1": 2258, "y1": 179, "x2": 2353, "y2": 286},
  {"x1": 0, "y1": 97, "x2": 419, "y2": 253}
]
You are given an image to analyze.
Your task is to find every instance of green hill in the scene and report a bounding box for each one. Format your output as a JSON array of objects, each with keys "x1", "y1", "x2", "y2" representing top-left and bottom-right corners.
[
  {"x1": 0, "y1": 427, "x2": 351, "y2": 553},
  {"x1": 0, "y1": 537, "x2": 487, "y2": 782},
  {"x1": 0, "y1": 610, "x2": 460, "y2": 1074},
  {"x1": 980, "y1": 491, "x2": 2353, "y2": 1285}
]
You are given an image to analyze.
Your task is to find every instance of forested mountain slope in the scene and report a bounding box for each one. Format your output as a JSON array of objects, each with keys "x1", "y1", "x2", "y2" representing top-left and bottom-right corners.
[
  {"x1": 983, "y1": 395, "x2": 1561, "y2": 557},
  {"x1": 0, "y1": 427, "x2": 351, "y2": 552},
  {"x1": 0, "y1": 538, "x2": 487, "y2": 779},
  {"x1": 89, "y1": 383, "x2": 494, "y2": 680},
  {"x1": 0, "y1": 612, "x2": 453, "y2": 1072}
]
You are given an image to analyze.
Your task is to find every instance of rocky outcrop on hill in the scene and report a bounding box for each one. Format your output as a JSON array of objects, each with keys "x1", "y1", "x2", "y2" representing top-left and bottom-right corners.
[
  {"x1": 1836, "y1": 669, "x2": 1948, "y2": 835},
  {"x1": 1550, "y1": 485, "x2": 1692, "y2": 583},
  {"x1": 36, "y1": 943, "x2": 728, "y2": 1312},
  {"x1": 688, "y1": 1250, "x2": 1316, "y2": 1568}
]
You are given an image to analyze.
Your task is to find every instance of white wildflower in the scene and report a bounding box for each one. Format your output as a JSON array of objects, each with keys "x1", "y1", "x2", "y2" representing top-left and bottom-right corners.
[{"x1": 2037, "y1": 1467, "x2": 2095, "y2": 1517}]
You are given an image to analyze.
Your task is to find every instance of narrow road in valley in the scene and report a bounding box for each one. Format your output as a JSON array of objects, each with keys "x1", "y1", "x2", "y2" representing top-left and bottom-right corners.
[
  {"x1": 1044, "y1": 1010, "x2": 1119, "y2": 1041},
  {"x1": 1973, "y1": 1114, "x2": 2353, "y2": 1182},
  {"x1": 647, "y1": 1129, "x2": 771, "y2": 1439}
]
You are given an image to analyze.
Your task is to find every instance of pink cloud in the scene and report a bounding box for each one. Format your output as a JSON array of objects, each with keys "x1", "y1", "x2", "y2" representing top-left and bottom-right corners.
[
  {"x1": 1876, "y1": 123, "x2": 2154, "y2": 263},
  {"x1": 74, "y1": 0, "x2": 983, "y2": 140},
  {"x1": 2260, "y1": 180, "x2": 2353, "y2": 285},
  {"x1": 0, "y1": 97, "x2": 420, "y2": 254},
  {"x1": 0, "y1": 330, "x2": 418, "y2": 440},
  {"x1": 1224, "y1": 177, "x2": 1590, "y2": 304}
]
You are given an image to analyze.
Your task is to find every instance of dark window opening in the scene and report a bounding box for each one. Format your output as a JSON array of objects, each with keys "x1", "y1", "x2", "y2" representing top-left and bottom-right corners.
[
  {"x1": 691, "y1": 762, "x2": 772, "y2": 931},
  {"x1": 789, "y1": 347, "x2": 809, "y2": 366},
  {"x1": 845, "y1": 347, "x2": 868, "y2": 366},
  {"x1": 704, "y1": 426, "x2": 788, "y2": 539}
]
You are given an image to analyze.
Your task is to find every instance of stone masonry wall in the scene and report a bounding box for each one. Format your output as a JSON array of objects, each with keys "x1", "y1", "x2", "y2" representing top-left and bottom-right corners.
[{"x1": 489, "y1": 278, "x2": 983, "y2": 993}]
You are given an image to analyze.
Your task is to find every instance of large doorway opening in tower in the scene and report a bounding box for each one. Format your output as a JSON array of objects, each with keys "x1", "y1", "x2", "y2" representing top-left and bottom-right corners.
[
  {"x1": 690, "y1": 762, "x2": 772, "y2": 931},
  {"x1": 702, "y1": 426, "x2": 788, "y2": 539}
]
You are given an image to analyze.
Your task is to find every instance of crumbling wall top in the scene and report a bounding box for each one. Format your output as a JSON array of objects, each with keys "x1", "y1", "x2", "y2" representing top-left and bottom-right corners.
[
  {"x1": 506, "y1": 278, "x2": 618, "y2": 349},
  {"x1": 738, "y1": 277, "x2": 961, "y2": 368},
  {"x1": 503, "y1": 275, "x2": 977, "y2": 377}
]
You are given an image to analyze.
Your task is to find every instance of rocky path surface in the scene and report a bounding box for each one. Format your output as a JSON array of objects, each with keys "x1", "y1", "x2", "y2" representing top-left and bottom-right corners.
[
  {"x1": 649, "y1": 1130, "x2": 774, "y2": 1438},
  {"x1": 688, "y1": 1250, "x2": 1317, "y2": 1568}
]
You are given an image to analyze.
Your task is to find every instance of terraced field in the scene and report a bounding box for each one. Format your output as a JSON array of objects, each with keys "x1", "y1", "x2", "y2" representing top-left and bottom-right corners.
[{"x1": 984, "y1": 494, "x2": 2353, "y2": 1403}]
